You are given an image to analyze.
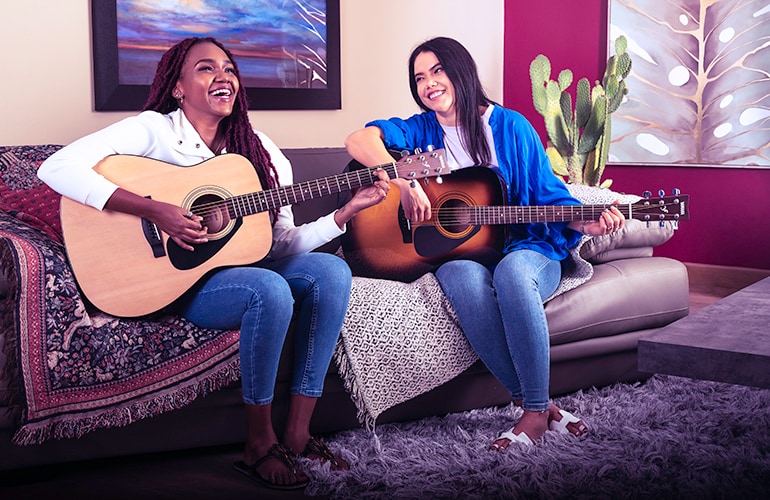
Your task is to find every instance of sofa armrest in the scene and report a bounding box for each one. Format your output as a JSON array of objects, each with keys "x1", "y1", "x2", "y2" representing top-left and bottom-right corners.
[{"x1": 580, "y1": 219, "x2": 676, "y2": 264}]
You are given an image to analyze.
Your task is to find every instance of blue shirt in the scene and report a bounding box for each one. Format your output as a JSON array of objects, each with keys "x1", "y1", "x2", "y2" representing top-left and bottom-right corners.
[{"x1": 367, "y1": 106, "x2": 582, "y2": 260}]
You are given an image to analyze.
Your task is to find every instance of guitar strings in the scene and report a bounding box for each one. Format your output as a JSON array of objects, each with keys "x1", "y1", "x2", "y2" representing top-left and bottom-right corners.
[
  {"x1": 408, "y1": 202, "x2": 679, "y2": 226},
  {"x1": 183, "y1": 165, "x2": 389, "y2": 218},
  {"x1": 185, "y1": 154, "x2": 445, "y2": 219}
]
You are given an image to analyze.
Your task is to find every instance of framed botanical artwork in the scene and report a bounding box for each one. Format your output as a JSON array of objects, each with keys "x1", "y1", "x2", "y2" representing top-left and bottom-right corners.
[
  {"x1": 92, "y1": 0, "x2": 340, "y2": 111},
  {"x1": 608, "y1": 0, "x2": 770, "y2": 167}
]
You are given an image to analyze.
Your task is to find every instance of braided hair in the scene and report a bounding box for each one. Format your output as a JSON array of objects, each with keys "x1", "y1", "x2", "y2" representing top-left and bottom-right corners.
[
  {"x1": 143, "y1": 37, "x2": 281, "y2": 216},
  {"x1": 407, "y1": 37, "x2": 494, "y2": 167}
]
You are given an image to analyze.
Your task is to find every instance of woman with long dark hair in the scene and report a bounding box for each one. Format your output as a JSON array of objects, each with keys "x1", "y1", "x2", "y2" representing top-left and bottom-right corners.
[
  {"x1": 40, "y1": 37, "x2": 390, "y2": 490},
  {"x1": 346, "y1": 37, "x2": 624, "y2": 449}
]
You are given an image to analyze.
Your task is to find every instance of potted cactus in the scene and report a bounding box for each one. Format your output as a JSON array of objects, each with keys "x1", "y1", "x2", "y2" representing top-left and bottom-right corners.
[{"x1": 529, "y1": 36, "x2": 631, "y2": 188}]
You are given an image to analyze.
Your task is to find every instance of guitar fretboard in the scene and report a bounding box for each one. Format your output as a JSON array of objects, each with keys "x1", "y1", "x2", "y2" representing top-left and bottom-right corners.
[
  {"x1": 230, "y1": 166, "x2": 392, "y2": 217},
  {"x1": 189, "y1": 164, "x2": 400, "y2": 219},
  {"x1": 464, "y1": 203, "x2": 634, "y2": 224}
]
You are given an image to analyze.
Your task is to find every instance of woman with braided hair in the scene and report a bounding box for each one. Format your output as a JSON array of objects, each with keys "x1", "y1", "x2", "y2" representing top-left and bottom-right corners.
[{"x1": 39, "y1": 37, "x2": 390, "y2": 490}]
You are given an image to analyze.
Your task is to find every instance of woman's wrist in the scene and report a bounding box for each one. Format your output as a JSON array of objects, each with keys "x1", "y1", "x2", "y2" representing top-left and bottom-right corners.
[{"x1": 581, "y1": 220, "x2": 590, "y2": 236}]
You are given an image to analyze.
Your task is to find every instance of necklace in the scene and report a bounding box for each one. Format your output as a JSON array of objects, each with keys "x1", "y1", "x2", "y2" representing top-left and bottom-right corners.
[{"x1": 210, "y1": 134, "x2": 226, "y2": 155}]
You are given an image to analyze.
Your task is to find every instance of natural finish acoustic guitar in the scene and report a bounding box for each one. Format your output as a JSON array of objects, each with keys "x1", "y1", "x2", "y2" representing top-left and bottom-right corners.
[
  {"x1": 342, "y1": 166, "x2": 689, "y2": 282},
  {"x1": 61, "y1": 150, "x2": 448, "y2": 317}
]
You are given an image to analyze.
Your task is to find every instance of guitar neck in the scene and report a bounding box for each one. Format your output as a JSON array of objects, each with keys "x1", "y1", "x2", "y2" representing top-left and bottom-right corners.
[
  {"x1": 227, "y1": 162, "x2": 396, "y2": 218},
  {"x1": 459, "y1": 203, "x2": 640, "y2": 224}
]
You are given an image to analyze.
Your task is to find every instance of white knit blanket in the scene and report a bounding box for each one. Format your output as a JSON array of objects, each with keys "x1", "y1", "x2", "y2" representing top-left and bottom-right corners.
[{"x1": 335, "y1": 185, "x2": 639, "y2": 429}]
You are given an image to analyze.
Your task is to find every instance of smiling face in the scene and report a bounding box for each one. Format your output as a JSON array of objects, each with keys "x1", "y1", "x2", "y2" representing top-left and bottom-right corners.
[
  {"x1": 413, "y1": 50, "x2": 456, "y2": 126},
  {"x1": 173, "y1": 41, "x2": 240, "y2": 125}
]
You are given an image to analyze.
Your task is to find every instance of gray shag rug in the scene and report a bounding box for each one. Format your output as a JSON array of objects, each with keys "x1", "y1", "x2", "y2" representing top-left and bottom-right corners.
[{"x1": 302, "y1": 375, "x2": 770, "y2": 499}]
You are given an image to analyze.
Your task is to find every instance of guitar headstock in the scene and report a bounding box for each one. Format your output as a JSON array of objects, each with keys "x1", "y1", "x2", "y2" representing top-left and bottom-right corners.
[
  {"x1": 631, "y1": 190, "x2": 690, "y2": 227},
  {"x1": 389, "y1": 148, "x2": 448, "y2": 184}
]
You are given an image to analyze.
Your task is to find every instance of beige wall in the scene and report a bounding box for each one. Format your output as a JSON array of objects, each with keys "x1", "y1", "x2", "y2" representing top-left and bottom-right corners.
[{"x1": 1, "y1": 0, "x2": 503, "y2": 148}]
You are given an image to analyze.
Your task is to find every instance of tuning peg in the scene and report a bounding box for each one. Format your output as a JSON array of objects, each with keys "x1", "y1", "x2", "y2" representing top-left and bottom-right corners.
[
  {"x1": 658, "y1": 189, "x2": 665, "y2": 197},
  {"x1": 400, "y1": 150, "x2": 410, "y2": 158},
  {"x1": 436, "y1": 175, "x2": 443, "y2": 184},
  {"x1": 643, "y1": 190, "x2": 651, "y2": 199},
  {"x1": 414, "y1": 147, "x2": 423, "y2": 154},
  {"x1": 672, "y1": 188, "x2": 680, "y2": 195},
  {"x1": 410, "y1": 179, "x2": 417, "y2": 188},
  {"x1": 426, "y1": 144, "x2": 435, "y2": 152}
]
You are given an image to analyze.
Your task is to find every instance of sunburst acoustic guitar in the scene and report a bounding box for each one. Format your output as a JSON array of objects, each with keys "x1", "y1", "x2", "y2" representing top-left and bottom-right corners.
[
  {"x1": 341, "y1": 166, "x2": 689, "y2": 282},
  {"x1": 60, "y1": 150, "x2": 448, "y2": 317}
]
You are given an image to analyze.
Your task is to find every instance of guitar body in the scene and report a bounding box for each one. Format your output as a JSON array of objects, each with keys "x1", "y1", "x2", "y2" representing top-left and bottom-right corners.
[
  {"x1": 343, "y1": 167, "x2": 506, "y2": 281},
  {"x1": 61, "y1": 154, "x2": 270, "y2": 317},
  {"x1": 343, "y1": 162, "x2": 690, "y2": 282}
]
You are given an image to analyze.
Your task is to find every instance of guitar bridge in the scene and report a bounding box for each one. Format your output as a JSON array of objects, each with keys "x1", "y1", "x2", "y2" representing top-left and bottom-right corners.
[
  {"x1": 141, "y1": 196, "x2": 166, "y2": 258},
  {"x1": 142, "y1": 218, "x2": 166, "y2": 258},
  {"x1": 397, "y1": 204, "x2": 412, "y2": 244}
]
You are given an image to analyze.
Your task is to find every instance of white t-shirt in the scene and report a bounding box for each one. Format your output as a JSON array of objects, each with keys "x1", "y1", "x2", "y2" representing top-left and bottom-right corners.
[
  {"x1": 440, "y1": 104, "x2": 499, "y2": 170},
  {"x1": 37, "y1": 109, "x2": 343, "y2": 260}
]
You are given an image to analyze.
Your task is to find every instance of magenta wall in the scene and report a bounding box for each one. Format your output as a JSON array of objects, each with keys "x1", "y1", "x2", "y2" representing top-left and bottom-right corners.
[{"x1": 503, "y1": 0, "x2": 770, "y2": 270}]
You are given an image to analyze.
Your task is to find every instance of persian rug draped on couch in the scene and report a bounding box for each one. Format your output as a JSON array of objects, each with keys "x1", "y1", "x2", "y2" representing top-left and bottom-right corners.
[
  {"x1": 0, "y1": 144, "x2": 244, "y2": 445},
  {"x1": 0, "y1": 211, "x2": 242, "y2": 444}
]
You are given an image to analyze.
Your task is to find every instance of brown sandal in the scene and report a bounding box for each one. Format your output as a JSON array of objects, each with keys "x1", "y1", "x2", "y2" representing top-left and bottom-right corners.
[
  {"x1": 233, "y1": 443, "x2": 309, "y2": 490},
  {"x1": 300, "y1": 436, "x2": 348, "y2": 470}
]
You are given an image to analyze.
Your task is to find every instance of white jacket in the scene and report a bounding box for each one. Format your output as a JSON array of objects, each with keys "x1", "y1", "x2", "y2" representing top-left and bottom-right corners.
[{"x1": 38, "y1": 109, "x2": 344, "y2": 259}]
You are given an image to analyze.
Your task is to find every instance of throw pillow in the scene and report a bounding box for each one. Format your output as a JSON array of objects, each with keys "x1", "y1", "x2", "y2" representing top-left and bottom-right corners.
[
  {"x1": 580, "y1": 219, "x2": 675, "y2": 263},
  {"x1": 0, "y1": 145, "x2": 64, "y2": 243}
]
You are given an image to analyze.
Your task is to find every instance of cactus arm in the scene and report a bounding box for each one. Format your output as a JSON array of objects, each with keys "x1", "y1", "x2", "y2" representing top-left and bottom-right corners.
[
  {"x1": 543, "y1": 81, "x2": 571, "y2": 153},
  {"x1": 575, "y1": 78, "x2": 592, "y2": 129},
  {"x1": 578, "y1": 96, "x2": 606, "y2": 154},
  {"x1": 546, "y1": 146, "x2": 568, "y2": 179},
  {"x1": 529, "y1": 55, "x2": 551, "y2": 116}
]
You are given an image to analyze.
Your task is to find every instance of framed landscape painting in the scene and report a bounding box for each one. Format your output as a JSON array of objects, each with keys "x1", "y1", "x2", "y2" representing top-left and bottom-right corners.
[
  {"x1": 608, "y1": 0, "x2": 770, "y2": 167},
  {"x1": 92, "y1": 0, "x2": 340, "y2": 111}
]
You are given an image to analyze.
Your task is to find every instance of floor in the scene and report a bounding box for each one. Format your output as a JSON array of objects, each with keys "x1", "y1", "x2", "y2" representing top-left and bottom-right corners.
[
  {"x1": 0, "y1": 443, "x2": 307, "y2": 499},
  {"x1": 1, "y1": 263, "x2": 767, "y2": 499}
]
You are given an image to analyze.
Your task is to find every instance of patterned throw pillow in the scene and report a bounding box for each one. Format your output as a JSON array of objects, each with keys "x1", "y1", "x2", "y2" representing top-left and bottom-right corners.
[{"x1": 0, "y1": 145, "x2": 64, "y2": 243}]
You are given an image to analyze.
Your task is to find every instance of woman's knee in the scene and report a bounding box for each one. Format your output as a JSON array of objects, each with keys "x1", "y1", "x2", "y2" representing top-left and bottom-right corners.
[
  {"x1": 313, "y1": 253, "x2": 352, "y2": 288},
  {"x1": 494, "y1": 250, "x2": 560, "y2": 300},
  {"x1": 235, "y1": 269, "x2": 293, "y2": 318},
  {"x1": 184, "y1": 267, "x2": 293, "y2": 329},
  {"x1": 435, "y1": 259, "x2": 492, "y2": 300},
  {"x1": 436, "y1": 259, "x2": 489, "y2": 283}
]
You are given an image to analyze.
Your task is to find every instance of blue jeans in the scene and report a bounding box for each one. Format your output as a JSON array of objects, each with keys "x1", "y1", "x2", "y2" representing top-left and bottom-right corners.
[
  {"x1": 435, "y1": 249, "x2": 561, "y2": 412},
  {"x1": 175, "y1": 252, "x2": 352, "y2": 405}
]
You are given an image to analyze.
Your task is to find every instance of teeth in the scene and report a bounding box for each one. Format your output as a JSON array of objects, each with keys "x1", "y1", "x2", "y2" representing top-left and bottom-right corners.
[
  {"x1": 428, "y1": 90, "x2": 444, "y2": 99},
  {"x1": 211, "y1": 89, "x2": 231, "y2": 97}
]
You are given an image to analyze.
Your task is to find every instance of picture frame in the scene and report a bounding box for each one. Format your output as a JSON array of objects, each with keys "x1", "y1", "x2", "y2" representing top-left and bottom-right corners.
[
  {"x1": 607, "y1": 0, "x2": 770, "y2": 168},
  {"x1": 92, "y1": 0, "x2": 340, "y2": 111}
]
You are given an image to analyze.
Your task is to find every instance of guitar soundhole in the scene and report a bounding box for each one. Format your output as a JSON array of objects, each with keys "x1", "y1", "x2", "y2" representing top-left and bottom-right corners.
[
  {"x1": 436, "y1": 199, "x2": 472, "y2": 236},
  {"x1": 192, "y1": 194, "x2": 231, "y2": 236}
]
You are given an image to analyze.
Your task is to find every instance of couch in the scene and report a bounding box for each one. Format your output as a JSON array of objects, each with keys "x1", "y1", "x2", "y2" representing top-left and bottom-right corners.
[{"x1": 0, "y1": 145, "x2": 690, "y2": 471}]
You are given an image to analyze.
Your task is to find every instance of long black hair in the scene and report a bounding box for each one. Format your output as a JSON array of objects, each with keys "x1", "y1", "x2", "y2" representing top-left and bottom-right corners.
[{"x1": 408, "y1": 37, "x2": 494, "y2": 166}]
